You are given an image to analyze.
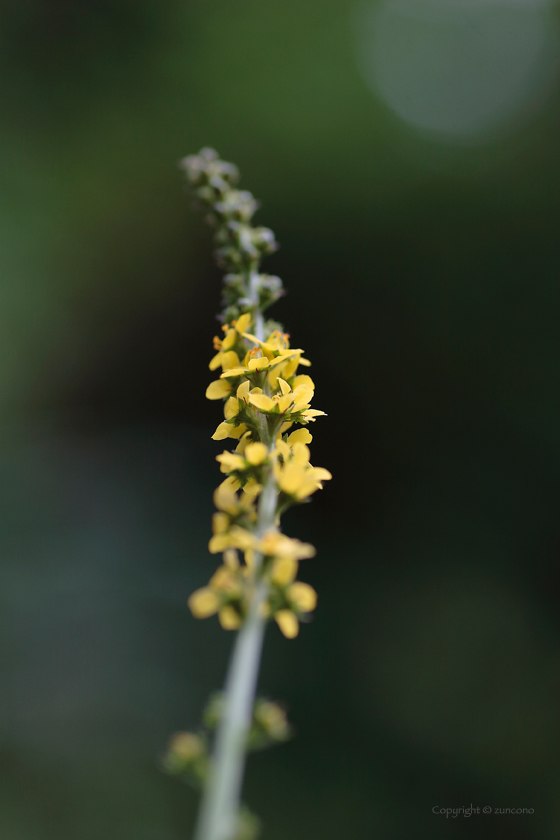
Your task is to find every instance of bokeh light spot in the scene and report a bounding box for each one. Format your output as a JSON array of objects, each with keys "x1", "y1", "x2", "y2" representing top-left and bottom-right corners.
[{"x1": 356, "y1": 0, "x2": 560, "y2": 139}]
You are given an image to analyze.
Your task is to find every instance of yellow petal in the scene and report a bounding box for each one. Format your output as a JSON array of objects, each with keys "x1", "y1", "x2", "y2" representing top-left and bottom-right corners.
[
  {"x1": 241, "y1": 331, "x2": 261, "y2": 344},
  {"x1": 212, "y1": 512, "x2": 229, "y2": 534},
  {"x1": 281, "y1": 357, "x2": 298, "y2": 379},
  {"x1": 273, "y1": 535, "x2": 315, "y2": 560},
  {"x1": 269, "y1": 353, "x2": 294, "y2": 368},
  {"x1": 245, "y1": 442, "x2": 268, "y2": 465},
  {"x1": 292, "y1": 384, "x2": 314, "y2": 403},
  {"x1": 309, "y1": 467, "x2": 332, "y2": 481},
  {"x1": 259, "y1": 531, "x2": 281, "y2": 556},
  {"x1": 219, "y1": 606, "x2": 242, "y2": 630},
  {"x1": 208, "y1": 533, "x2": 232, "y2": 553},
  {"x1": 277, "y1": 378, "x2": 291, "y2": 396},
  {"x1": 235, "y1": 432, "x2": 251, "y2": 454},
  {"x1": 209, "y1": 351, "x2": 223, "y2": 371},
  {"x1": 301, "y1": 409, "x2": 326, "y2": 419},
  {"x1": 220, "y1": 367, "x2": 246, "y2": 378},
  {"x1": 224, "y1": 397, "x2": 239, "y2": 420},
  {"x1": 271, "y1": 557, "x2": 298, "y2": 586},
  {"x1": 298, "y1": 357, "x2": 312, "y2": 367},
  {"x1": 188, "y1": 587, "x2": 220, "y2": 618},
  {"x1": 287, "y1": 428, "x2": 312, "y2": 446},
  {"x1": 277, "y1": 393, "x2": 295, "y2": 413},
  {"x1": 268, "y1": 366, "x2": 283, "y2": 389},
  {"x1": 228, "y1": 423, "x2": 247, "y2": 440},
  {"x1": 248, "y1": 356, "x2": 269, "y2": 371},
  {"x1": 220, "y1": 351, "x2": 240, "y2": 371},
  {"x1": 279, "y1": 421, "x2": 293, "y2": 434},
  {"x1": 213, "y1": 477, "x2": 240, "y2": 513},
  {"x1": 293, "y1": 375, "x2": 315, "y2": 390},
  {"x1": 210, "y1": 566, "x2": 237, "y2": 591},
  {"x1": 274, "y1": 440, "x2": 291, "y2": 460},
  {"x1": 234, "y1": 313, "x2": 252, "y2": 333},
  {"x1": 292, "y1": 443, "x2": 311, "y2": 466},
  {"x1": 294, "y1": 480, "x2": 322, "y2": 500},
  {"x1": 236, "y1": 380, "x2": 251, "y2": 400},
  {"x1": 242, "y1": 478, "x2": 263, "y2": 498},
  {"x1": 212, "y1": 421, "x2": 234, "y2": 440},
  {"x1": 288, "y1": 582, "x2": 317, "y2": 612},
  {"x1": 278, "y1": 462, "x2": 306, "y2": 495},
  {"x1": 222, "y1": 328, "x2": 237, "y2": 350},
  {"x1": 216, "y1": 452, "x2": 246, "y2": 472},
  {"x1": 206, "y1": 379, "x2": 233, "y2": 400},
  {"x1": 248, "y1": 393, "x2": 275, "y2": 413},
  {"x1": 228, "y1": 526, "x2": 256, "y2": 551},
  {"x1": 275, "y1": 609, "x2": 299, "y2": 638}
]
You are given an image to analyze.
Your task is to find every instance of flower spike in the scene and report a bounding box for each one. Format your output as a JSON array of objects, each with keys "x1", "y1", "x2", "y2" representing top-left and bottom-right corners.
[{"x1": 166, "y1": 149, "x2": 331, "y2": 840}]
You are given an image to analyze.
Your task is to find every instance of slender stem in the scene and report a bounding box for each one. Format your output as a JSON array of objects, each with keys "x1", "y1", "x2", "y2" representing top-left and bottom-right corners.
[{"x1": 194, "y1": 276, "x2": 274, "y2": 840}]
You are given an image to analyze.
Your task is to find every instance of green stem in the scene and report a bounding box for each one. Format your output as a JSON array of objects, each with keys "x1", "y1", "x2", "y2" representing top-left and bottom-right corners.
[
  {"x1": 194, "y1": 477, "x2": 277, "y2": 840},
  {"x1": 194, "y1": 283, "x2": 274, "y2": 840}
]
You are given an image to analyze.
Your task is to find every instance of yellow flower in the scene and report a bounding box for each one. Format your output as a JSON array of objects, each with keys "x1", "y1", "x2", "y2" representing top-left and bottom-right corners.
[
  {"x1": 258, "y1": 530, "x2": 315, "y2": 560},
  {"x1": 220, "y1": 351, "x2": 295, "y2": 379},
  {"x1": 212, "y1": 421, "x2": 247, "y2": 441},
  {"x1": 275, "y1": 609, "x2": 299, "y2": 639},
  {"x1": 206, "y1": 379, "x2": 233, "y2": 400},
  {"x1": 300, "y1": 409, "x2": 326, "y2": 422},
  {"x1": 287, "y1": 581, "x2": 317, "y2": 612},
  {"x1": 209, "y1": 525, "x2": 255, "y2": 554},
  {"x1": 236, "y1": 380, "x2": 251, "y2": 400},
  {"x1": 209, "y1": 328, "x2": 237, "y2": 371},
  {"x1": 263, "y1": 330, "x2": 290, "y2": 350},
  {"x1": 247, "y1": 381, "x2": 314, "y2": 416},
  {"x1": 213, "y1": 477, "x2": 241, "y2": 514},
  {"x1": 219, "y1": 350, "x2": 241, "y2": 372},
  {"x1": 274, "y1": 442, "x2": 331, "y2": 500},
  {"x1": 209, "y1": 565, "x2": 239, "y2": 593},
  {"x1": 286, "y1": 428, "x2": 312, "y2": 446},
  {"x1": 188, "y1": 587, "x2": 220, "y2": 618},
  {"x1": 189, "y1": 561, "x2": 245, "y2": 626},
  {"x1": 224, "y1": 397, "x2": 239, "y2": 420},
  {"x1": 212, "y1": 512, "x2": 229, "y2": 534},
  {"x1": 293, "y1": 374, "x2": 314, "y2": 390},
  {"x1": 242, "y1": 477, "x2": 263, "y2": 498},
  {"x1": 234, "y1": 431, "x2": 252, "y2": 454},
  {"x1": 270, "y1": 556, "x2": 298, "y2": 585},
  {"x1": 219, "y1": 606, "x2": 242, "y2": 630},
  {"x1": 208, "y1": 313, "x2": 252, "y2": 370},
  {"x1": 234, "y1": 312, "x2": 252, "y2": 333},
  {"x1": 216, "y1": 451, "x2": 246, "y2": 474},
  {"x1": 240, "y1": 331, "x2": 311, "y2": 373},
  {"x1": 274, "y1": 352, "x2": 311, "y2": 382},
  {"x1": 247, "y1": 393, "x2": 275, "y2": 413},
  {"x1": 244, "y1": 442, "x2": 268, "y2": 465}
]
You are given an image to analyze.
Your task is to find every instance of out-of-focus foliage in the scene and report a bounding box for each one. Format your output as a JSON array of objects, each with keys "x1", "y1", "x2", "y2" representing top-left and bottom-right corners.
[{"x1": 1, "y1": 1, "x2": 560, "y2": 838}]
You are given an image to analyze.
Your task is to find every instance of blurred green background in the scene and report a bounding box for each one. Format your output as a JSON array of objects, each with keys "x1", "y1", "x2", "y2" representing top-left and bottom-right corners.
[{"x1": 1, "y1": 1, "x2": 560, "y2": 838}]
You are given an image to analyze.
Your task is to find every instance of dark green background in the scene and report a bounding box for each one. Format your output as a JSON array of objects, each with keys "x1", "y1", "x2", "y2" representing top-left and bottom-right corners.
[{"x1": 1, "y1": 2, "x2": 559, "y2": 838}]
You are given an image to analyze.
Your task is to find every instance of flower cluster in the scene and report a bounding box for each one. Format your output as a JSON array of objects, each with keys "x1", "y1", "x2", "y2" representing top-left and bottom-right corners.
[
  {"x1": 188, "y1": 307, "x2": 330, "y2": 638},
  {"x1": 181, "y1": 148, "x2": 331, "y2": 643}
]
